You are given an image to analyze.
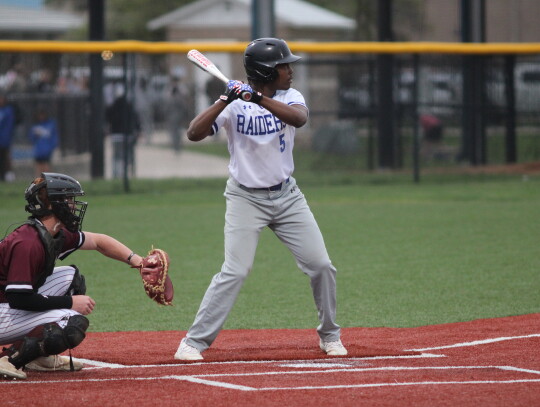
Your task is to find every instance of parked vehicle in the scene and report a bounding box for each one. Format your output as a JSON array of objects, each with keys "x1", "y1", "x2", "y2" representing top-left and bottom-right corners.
[{"x1": 488, "y1": 63, "x2": 540, "y2": 113}]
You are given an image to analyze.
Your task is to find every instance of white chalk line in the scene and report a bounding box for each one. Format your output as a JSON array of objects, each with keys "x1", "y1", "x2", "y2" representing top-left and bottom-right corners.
[
  {"x1": 254, "y1": 379, "x2": 540, "y2": 391},
  {"x1": 76, "y1": 333, "x2": 539, "y2": 370},
  {"x1": 76, "y1": 353, "x2": 442, "y2": 370},
  {"x1": 408, "y1": 333, "x2": 540, "y2": 352},
  {"x1": 182, "y1": 365, "x2": 540, "y2": 378},
  {"x1": 2, "y1": 365, "x2": 539, "y2": 391},
  {"x1": 2, "y1": 333, "x2": 537, "y2": 392}
]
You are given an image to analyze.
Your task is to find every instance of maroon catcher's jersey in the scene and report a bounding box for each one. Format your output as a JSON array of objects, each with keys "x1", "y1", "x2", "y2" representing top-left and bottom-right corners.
[{"x1": 0, "y1": 221, "x2": 84, "y2": 303}]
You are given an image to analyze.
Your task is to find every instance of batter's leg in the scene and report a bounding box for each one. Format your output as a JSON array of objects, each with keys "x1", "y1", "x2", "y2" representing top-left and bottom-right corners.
[
  {"x1": 271, "y1": 182, "x2": 341, "y2": 342},
  {"x1": 185, "y1": 180, "x2": 271, "y2": 351}
]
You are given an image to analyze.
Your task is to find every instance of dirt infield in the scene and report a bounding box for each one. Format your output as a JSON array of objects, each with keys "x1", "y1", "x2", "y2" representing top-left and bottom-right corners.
[{"x1": 1, "y1": 313, "x2": 539, "y2": 406}]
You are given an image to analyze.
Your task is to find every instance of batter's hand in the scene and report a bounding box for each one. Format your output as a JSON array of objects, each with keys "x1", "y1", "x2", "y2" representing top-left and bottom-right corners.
[
  {"x1": 219, "y1": 86, "x2": 241, "y2": 104},
  {"x1": 237, "y1": 84, "x2": 263, "y2": 104},
  {"x1": 226, "y1": 80, "x2": 243, "y2": 90},
  {"x1": 72, "y1": 295, "x2": 96, "y2": 315}
]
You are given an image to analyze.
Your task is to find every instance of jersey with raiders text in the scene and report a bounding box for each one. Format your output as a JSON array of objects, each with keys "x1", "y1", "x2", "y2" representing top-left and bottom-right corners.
[
  {"x1": 0, "y1": 222, "x2": 84, "y2": 302},
  {"x1": 211, "y1": 88, "x2": 308, "y2": 188}
]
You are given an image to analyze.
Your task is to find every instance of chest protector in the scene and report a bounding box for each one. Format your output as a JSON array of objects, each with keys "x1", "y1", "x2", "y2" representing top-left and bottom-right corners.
[{"x1": 25, "y1": 218, "x2": 65, "y2": 290}]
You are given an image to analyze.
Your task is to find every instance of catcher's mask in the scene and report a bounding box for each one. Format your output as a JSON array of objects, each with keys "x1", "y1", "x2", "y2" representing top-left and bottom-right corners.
[
  {"x1": 244, "y1": 38, "x2": 301, "y2": 83},
  {"x1": 25, "y1": 172, "x2": 88, "y2": 233}
]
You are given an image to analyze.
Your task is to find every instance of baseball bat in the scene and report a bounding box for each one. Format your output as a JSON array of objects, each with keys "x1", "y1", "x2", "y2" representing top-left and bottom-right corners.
[
  {"x1": 187, "y1": 49, "x2": 252, "y2": 101},
  {"x1": 187, "y1": 49, "x2": 230, "y2": 84}
]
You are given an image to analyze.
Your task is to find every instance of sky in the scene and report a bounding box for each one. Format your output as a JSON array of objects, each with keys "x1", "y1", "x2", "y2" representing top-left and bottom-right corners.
[{"x1": 0, "y1": 0, "x2": 42, "y2": 7}]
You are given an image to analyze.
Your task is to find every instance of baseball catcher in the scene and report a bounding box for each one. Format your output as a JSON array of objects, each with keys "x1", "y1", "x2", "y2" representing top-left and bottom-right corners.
[{"x1": 0, "y1": 172, "x2": 173, "y2": 381}]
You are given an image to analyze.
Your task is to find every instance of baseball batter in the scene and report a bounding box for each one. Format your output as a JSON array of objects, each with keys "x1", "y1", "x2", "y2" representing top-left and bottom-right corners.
[
  {"x1": 175, "y1": 38, "x2": 346, "y2": 360},
  {"x1": 0, "y1": 172, "x2": 147, "y2": 380}
]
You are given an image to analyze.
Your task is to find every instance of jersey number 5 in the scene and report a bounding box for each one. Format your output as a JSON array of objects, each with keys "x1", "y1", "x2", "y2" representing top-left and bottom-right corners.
[{"x1": 279, "y1": 134, "x2": 285, "y2": 152}]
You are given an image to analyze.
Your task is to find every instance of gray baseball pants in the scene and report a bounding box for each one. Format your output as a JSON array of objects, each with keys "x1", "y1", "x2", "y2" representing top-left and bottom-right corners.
[{"x1": 185, "y1": 176, "x2": 341, "y2": 352}]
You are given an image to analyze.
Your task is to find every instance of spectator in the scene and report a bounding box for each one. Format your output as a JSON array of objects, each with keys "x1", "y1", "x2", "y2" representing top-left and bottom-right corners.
[
  {"x1": 165, "y1": 76, "x2": 188, "y2": 153},
  {"x1": 35, "y1": 69, "x2": 55, "y2": 93},
  {"x1": 420, "y1": 114, "x2": 443, "y2": 142},
  {"x1": 28, "y1": 106, "x2": 59, "y2": 176},
  {"x1": 106, "y1": 86, "x2": 140, "y2": 178},
  {"x1": 4, "y1": 64, "x2": 28, "y2": 93},
  {"x1": 0, "y1": 92, "x2": 16, "y2": 182},
  {"x1": 134, "y1": 77, "x2": 154, "y2": 144}
]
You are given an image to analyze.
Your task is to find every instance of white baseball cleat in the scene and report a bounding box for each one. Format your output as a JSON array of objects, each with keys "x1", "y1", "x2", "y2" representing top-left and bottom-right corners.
[
  {"x1": 0, "y1": 356, "x2": 27, "y2": 380},
  {"x1": 25, "y1": 355, "x2": 84, "y2": 372},
  {"x1": 320, "y1": 339, "x2": 348, "y2": 356},
  {"x1": 174, "y1": 338, "x2": 204, "y2": 360}
]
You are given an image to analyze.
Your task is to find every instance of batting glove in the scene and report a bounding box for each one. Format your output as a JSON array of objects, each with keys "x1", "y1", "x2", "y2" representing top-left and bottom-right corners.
[
  {"x1": 219, "y1": 86, "x2": 241, "y2": 104},
  {"x1": 226, "y1": 80, "x2": 244, "y2": 90},
  {"x1": 236, "y1": 84, "x2": 263, "y2": 104}
]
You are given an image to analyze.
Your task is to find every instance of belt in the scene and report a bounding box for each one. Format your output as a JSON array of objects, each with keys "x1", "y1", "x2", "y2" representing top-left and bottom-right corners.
[{"x1": 241, "y1": 178, "x2": 289, "y2": 192}]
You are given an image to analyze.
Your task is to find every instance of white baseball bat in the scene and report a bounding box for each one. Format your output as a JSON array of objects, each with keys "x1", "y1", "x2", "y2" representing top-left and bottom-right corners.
[
  {"x1": 187, "y1": 49, "x2": 252, "y2": 101},
  {"x1": 187, "y1": 49, "x2": 230, "y2": 84}
]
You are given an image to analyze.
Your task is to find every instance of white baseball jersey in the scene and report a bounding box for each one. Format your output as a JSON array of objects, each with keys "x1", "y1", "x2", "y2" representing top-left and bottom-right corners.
[{"x1": 211, "y1": 88, "x2": 308, "y2": 188}]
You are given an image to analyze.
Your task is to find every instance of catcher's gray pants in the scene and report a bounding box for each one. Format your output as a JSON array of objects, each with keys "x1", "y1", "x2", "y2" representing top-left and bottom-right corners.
[
  {"x1": 186, "y1": 177, "x2": 341, "y2": 352},
  {"x1": 0, "y1": 266, "x2": 80, "y2": 345}
]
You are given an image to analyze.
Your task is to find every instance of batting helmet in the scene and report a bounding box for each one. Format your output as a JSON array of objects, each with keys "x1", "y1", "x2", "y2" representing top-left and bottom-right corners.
[
  {"x1": 244, "y1": 38, "x2": 301, "y2": 83},
  {"x1": 25, "y1": 172, "x2": 88, "y2": 233}
]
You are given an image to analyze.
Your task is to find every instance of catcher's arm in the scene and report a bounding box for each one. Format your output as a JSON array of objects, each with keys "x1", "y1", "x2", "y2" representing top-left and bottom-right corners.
[{"x1": 81, "y1": 232, "x2": 144, "y2": 267}]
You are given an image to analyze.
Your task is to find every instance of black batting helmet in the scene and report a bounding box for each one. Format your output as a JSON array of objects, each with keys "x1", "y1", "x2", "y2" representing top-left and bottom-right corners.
[
  {"x1": 244, "y1": 38, "x2": 301, "y2": 83},
  {"x1": 25, "y1": 172, "x2": 88, "y2": 233}
]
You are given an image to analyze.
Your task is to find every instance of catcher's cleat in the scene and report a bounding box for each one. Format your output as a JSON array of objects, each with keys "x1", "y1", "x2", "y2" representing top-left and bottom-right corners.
[
  {"x1": 0, "y1": 356, "x2": 27, "y2": 380},
  {"x1": 320, "y1": 339, "x2": 348, "y2": 356},
  {"x1": 25, "y1": 355, "x2": 84, "y2": 372},
  {"x1": 174, "y1": 338, "x2": 203, "y2": 361}
]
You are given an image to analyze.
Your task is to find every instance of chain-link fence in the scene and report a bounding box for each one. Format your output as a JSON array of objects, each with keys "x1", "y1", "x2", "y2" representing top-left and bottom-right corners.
[{"x1": 1, "y1": 42, "x2": 540, "y2": 182}]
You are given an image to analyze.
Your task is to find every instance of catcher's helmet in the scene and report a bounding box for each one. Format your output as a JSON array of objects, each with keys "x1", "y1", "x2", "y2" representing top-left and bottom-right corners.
[
  {"x1": 244, "y1": 38, "x2": 301, "y2": 83},
  {"x1": 25, "y1": 172, "x2": 88, "y2": 233}
]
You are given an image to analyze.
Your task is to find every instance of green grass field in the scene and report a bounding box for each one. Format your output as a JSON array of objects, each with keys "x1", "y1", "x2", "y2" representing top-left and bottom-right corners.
[{"x1": 1, "y1": 174, "x2": 539, "y2": 333}]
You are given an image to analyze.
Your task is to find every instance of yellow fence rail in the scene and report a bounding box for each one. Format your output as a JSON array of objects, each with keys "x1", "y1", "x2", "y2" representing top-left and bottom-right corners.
[{"x1": 1, "y1": 40, "x2": 540, "y2": 55}]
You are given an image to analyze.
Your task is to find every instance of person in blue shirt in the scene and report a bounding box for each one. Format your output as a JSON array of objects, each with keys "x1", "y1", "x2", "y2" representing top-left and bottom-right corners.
[
  {"x1": 28, "y1": 106, "x2": 59, "y2": 176},
  {"x1": 0, "y1": 92, "x2": 16, "y2": 182}
]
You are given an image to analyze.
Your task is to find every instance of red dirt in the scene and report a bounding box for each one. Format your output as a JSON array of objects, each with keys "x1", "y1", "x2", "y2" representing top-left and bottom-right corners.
[{"x1": 1, "y1": 313, "x2": 539, "y2": 407}]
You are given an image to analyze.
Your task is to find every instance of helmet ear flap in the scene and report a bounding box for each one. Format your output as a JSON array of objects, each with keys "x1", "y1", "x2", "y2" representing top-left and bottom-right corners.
[{"x1": 25, "y1": 178, "x2": 52, "y2": 217}]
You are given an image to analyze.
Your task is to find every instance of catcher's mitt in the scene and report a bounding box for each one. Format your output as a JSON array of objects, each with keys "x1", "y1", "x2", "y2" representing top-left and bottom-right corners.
[{"x1": 135, "y1": 248, "x2": 173, "y2": 306}]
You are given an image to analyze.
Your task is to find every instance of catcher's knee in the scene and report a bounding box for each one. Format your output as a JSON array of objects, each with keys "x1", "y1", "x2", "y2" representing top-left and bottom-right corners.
[
  {"x1": 8, "y1": 316, "x2": 90, "y2": 369},
  {"x1": 43, "y1": 315, "x2": 89, "y2": 354},
  {"x1": 63, "y1": 315, "x2": 89, "y2": 349}
]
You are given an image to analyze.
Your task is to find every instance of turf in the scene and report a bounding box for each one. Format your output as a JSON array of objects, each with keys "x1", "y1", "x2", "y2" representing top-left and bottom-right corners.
[{"x1": 1, "y1": 174, "x2": 539, "y2": 333}]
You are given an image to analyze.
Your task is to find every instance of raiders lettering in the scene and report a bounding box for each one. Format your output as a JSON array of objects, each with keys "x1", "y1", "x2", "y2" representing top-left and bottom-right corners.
[{"x1": 236, "y1": 113, "x2": 286, "y2": 136}]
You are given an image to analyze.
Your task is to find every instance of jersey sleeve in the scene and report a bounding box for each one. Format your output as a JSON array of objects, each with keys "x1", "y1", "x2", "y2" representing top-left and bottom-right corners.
[
  {"x1": 211, "y1": 102, "x2": 234, "y2": 135},
  {"x1": 58, "y1": 230, "x2": 85, "y2": 260},
  {"x1": 283, "y1": 88, "x2": 308, "y2": 111}
]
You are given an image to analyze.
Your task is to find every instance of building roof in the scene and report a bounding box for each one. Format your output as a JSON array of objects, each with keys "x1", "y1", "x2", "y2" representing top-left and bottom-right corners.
[
  {"x1": 0, "y1": 4, "x2": 83, "y2": 34},
  {"x1": 147, "y1": 0, "x2": 355, "y2": 31}
]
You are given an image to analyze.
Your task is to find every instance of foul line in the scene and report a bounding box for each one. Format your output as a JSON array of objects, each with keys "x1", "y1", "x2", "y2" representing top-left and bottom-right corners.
[
  {"x1": 180, "y1": 365, "x2": 540, "y2": 379},
  {"x1": 407, "y1": 333, "x2": 540, "y2": 352},
  {"x1": 255, "y1": 379, "x2": 540, "y2": 391}
]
